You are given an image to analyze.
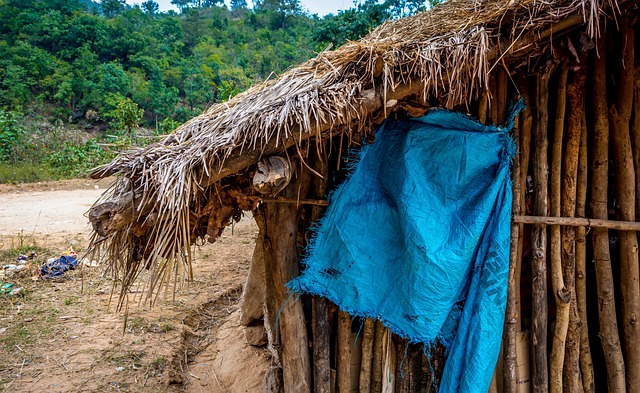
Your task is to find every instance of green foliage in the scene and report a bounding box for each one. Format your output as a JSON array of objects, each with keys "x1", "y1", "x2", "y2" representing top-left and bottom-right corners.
[
  {"x1": 0, "y1": 0, "x2": 434, "y2": 182},
  {"x1": 105, "y1": 97, "x2": 144, "y2": 135},
  {"x1": 0, "y1": 109, "x2": 26, "y2": 162}
]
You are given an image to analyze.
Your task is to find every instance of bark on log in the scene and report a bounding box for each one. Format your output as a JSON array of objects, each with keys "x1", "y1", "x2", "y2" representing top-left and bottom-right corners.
[
  {"x1": 549, "y1": 66, "x2": 569, "y2": 393},
  {"x1": 371, "y1": 320, "x2": 385, "y2": 393},
  {"x1": 575, "y1": 78, "x2": 594, "y2": 393},
  {"x1": 562, "y1": 63, "x2": 585, "y2": 393},
  {"x1": 310, "y1": 146, "x2": 331, "y2": 393},
  {"x1": 634, "y1": 64, "x2": 640, "y2": 221},
  {"x1": 531, "y1": 70, "x2": 551, "y2": 393},
  {"x1": 337, "y1": 311, "x2": 352, "y2": 393},
  {"x1": 262, "y1": 173, "x2": 312, "y2": 393},
  {"x1": 504, "y1": 108, "x2": 521, "y2": 393},
  {"x1": 359, "y1": 319, "x2": 376, "y2": 392},
  {"x1": 513, "y1": 215, "x2": 640, "y2": 231},
  {"x1": 240, "y1": 232, "x2": 266, "y2": 326},
  {"x1": 609, "y1": 19, "x2": 640, "y2": 393},
  {"x1": 591, "y1": 32, "x2": 626, "y2": 393}
]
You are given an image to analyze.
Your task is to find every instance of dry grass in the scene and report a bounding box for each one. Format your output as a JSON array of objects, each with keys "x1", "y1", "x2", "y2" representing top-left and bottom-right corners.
[{"x1": 87, "y1": 0, "x2": 615, "y2": 302}]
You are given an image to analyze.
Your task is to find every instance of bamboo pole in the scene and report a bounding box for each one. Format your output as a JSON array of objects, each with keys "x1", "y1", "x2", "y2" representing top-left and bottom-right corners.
[
  {"x1": 359, "y1": 319, "x2": 376, "y2": 392},
  {"x1": 609, "y1": 19, "x2": 640, "y2": 393},
  {"x1": 478, "y1": 90, "x2": 489, "y2": 125},
  {"x1": 591, "y1": 32, "x2": 626, "y2": 393},
  {"x1": 575, "y1": 72, "x2": 595, "y2": 393},
  {"x1": 531, "y1": 70, "x2": 551, "y2": 393},
  {"x1": 549, "y1": 66, "x2": 570, "y2": 393},
  {"x1": 497, "y1": 67, "x2": 508, "y2": 124},
  {"x1": 504, "y1": 104, "x2": 522, "y2": 393},
  {"x1": 634, "y1": 64, "x2": 640, "y2": 221},
  {"x1": 562, "y1": 61, "x2": 585, "y2": 393},
  {"x1": 513, "y1": 216, "x2": 640, "y2": 231}
]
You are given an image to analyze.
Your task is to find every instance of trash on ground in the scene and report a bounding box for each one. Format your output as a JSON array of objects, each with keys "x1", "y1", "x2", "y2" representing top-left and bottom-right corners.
[{"x1": 40, "y1": 255, "x2": 78, "y2": 278}]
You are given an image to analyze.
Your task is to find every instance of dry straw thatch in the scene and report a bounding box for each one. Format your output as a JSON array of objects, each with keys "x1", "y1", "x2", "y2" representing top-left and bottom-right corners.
[{"x1": 88, "y1": 0, "x2": 612, "y2": 305}]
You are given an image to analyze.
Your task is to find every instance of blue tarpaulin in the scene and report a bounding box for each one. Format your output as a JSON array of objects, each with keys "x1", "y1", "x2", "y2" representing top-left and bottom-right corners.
[{"x1": 287, "y1": 109, "x2": 517, "y2": 393}]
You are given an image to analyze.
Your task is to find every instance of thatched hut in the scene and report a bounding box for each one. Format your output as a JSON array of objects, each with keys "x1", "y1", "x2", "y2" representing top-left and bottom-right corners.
[{"x1": 87, "y1": 0, "x2": 640, "y2": 391}]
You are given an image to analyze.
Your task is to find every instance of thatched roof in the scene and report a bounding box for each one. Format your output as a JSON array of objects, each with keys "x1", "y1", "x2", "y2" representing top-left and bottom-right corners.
[{"x1": 88, "y1": 0, "x2": 619, "y2": 304}]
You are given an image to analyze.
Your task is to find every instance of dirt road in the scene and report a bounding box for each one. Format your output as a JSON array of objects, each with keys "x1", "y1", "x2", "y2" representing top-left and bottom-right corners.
[{"x1": 0, "y1": 180, "x2": 266, "y2": 392}]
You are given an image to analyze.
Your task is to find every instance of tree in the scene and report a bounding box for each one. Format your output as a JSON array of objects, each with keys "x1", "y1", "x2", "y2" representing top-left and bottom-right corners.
[
  {"x1": 141, "y1": 0, "x2": 159, "y2": 14},
  {"x1": 171, "y1": 0, "x2": 191, "y2": 13},
  {"x1": 230, "y1": 0, "x2": 247, "y2": 10},
  {"x1": 101, "y1": 0, "x2": 126, "y2": 17}
]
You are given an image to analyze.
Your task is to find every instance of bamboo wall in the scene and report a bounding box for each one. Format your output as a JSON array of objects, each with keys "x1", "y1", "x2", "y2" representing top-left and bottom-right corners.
[{"x1": 242, "y1": 15, "x2": 640, "y2": 393}]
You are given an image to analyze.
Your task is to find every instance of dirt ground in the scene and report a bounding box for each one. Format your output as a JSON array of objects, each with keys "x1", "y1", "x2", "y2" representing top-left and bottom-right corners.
[{"x1": 0, "y1": 179, "x2": 268, "y2": 392}]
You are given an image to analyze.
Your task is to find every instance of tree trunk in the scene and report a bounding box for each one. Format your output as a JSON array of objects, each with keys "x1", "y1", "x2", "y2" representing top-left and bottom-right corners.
[
  {"x1": 549, "y1": 66, "x2": 570, "y2": 393},
  {"x1": 609, "y1": 18, "x2": 640, "y2": 393},
  {"x1": 531, "y1": 70, "x2": 551, "y2": 393},
  {"x1": 591, "y1": 32, "x2": 626, "y2": 393},
  {"x1": 262, "y1": 170, "x2": 312, "y2": 393}
]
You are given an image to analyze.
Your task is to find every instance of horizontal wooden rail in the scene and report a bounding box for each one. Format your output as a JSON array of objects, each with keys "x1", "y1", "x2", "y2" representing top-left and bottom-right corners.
[{"x1": 513, "y1": 215, "x2": 640, "y2": 231}]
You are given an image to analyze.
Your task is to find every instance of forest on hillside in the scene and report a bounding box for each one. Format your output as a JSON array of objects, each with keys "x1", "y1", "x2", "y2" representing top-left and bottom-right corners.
[{"x1": 0, "y1": 0, "x2": 436, "y2": 182}]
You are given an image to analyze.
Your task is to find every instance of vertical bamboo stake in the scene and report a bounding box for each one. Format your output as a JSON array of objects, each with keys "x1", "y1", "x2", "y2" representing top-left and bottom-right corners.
[
  {"x1": 311, "y1": 148, "x2": 331, "y2": 393},
  {"x1": 609, "y1": 18, "x2": 640, "y2": 393},
  {"x1": 575, "y1": 72, "x2": 595, "y2": 393},
  {"x1": 371, "y1": 320, "x2": 385, "y2": 393},
  {"x1": 504, "y1": 103, "x2": 522, "y2": 393},
  {"x1": 337, "y1": 310, "x2": 352, "y2": 393},
  {"x1": 591, "y1": 32, "x2": 626, "y2": 393},
  {"x1": 549, "y1": 66, "x2": 570, "y2": 393},
  {"x1": 531, "y1": 70, "x2": 551, "y2": 393},
  {"x1": 359, "y1": 319, "x2": 376, "y2": 392},
  {"x1": 562, "y1": 62, "x2": 586, "y2": 393}
]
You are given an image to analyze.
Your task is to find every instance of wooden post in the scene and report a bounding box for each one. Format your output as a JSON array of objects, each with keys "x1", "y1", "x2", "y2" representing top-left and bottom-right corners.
[
  {"x1": 489, "y1": 74, "x2": 498, "y2": 125},
  {"x1": 359, "y1": 319, "x2": 376, "y2": 392},
  {"x1": 610, "y1": 18, "x2": 640, "y2": 393},
  {"x1": 549, "y1": 66, "x2": 570, "y2": 393},
  {"x1": 575, "y1": 69, "x2": 595, "y2": 393},
  {"x1": 337, "y1": 311, "x2": 352, "y2": 392},
  {"x1": 310, "y1": 145, "x2": 331, "y2": 393},
  {"x1": 504, "y1": 101, "x2": 522, "y2": 393},
  {"x1": 371, "y1": 320, "x2": 385, "y2": 393},
  {"x1": 591, "y1": 32, "x2": 626, "y2": 393},
  {"x1": 531, "y1": 69, "x2": 551, "y2": 393},
  {"x1": 562, "y1": 61, "x2": 585, "y2": 393},
  {"x1": 262, "y1": 169, "x2": 312, "y2": 393}
]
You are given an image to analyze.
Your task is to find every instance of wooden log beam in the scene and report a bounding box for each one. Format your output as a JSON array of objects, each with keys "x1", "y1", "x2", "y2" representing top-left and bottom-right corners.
[
  {"x1": 359, "y1": 319, "x2": 375, "y2": 393},
  {"x1": 513, "y1": 215, "x2": 640, "y2": 231},
  {"x1": 590, "y1": 32, "x2": 627, "y2": 393}
]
